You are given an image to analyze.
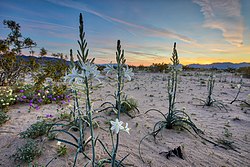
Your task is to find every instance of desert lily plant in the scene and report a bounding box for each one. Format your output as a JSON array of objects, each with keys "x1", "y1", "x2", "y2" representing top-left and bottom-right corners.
[
  {"x1": 92, "y1": 40, "x2": 132, "y2": 166},
  {"x1": 194, "y1": 74, "x2": 227, "y2": 111},
  {"x1": 230, "y1": 77, "x2": 250, "y2": 106},
  {"x1": 99, "y1": 40, "x2": 139, "y2": 118},
  {"x1": 48, "y1": 13, "x2": 100, "y2": 167},
  {"x1": 139, "y1": 43, "x2": 202, "y2": 162}
]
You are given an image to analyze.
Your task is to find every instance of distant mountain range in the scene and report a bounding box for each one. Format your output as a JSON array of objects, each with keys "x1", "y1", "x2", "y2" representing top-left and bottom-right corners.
[
  {"x1": 19, "y1": 55, "x2": 65, "y2": 62},
  {"x1": 187, "y1": 62, "x2": 250, "y2": 69},
  {"x1": 15, "y1": 55, "x2": 250, "y2": 69}
]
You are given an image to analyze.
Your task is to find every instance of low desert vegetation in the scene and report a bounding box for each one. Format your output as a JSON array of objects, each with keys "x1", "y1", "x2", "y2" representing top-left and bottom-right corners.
[
  {"x1": 12, "y1": 139, "x2": 41, "y2": 164},
  {"x1": 0, "y1": 111, "x2": 10, "y2": 126},
  {"x1": 193, "y1": 73, "x2": 228, "y2": 111},
  {"x1": 19, "y1": 120, "x2": 51, "y2": 139}
]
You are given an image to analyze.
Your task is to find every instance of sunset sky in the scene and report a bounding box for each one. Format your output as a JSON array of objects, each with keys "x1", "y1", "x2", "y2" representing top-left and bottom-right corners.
[{"x1": 0, "y1": 0, "x2": 250, "y2": 66}]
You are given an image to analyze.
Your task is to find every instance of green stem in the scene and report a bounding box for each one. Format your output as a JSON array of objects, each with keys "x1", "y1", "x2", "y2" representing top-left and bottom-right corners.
[
  {"x1": 168, "y1": 77, "x2": 172, "y2": 116},
  {"x1": 75, "y1": 90, "x2": 85, "y2": 155},
  {"x1": 172, "y1": 70, "x2": 178, "y2": 109},
  {"x1": 112, "y1": 49, "x2": 123, "y2": 166},
  {"x1": 85, "y1": 76, "x2": 95, "y2": 167},
  {"x1": 230, "y1": 86, "x2": 242, "y2": 104},
  {"x1": 230, "y1": 78, "x2": 242, "y2": 104}
]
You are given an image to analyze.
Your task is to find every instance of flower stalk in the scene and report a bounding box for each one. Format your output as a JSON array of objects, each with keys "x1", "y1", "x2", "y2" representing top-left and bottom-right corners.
[
  {"x1": 111, "y1": 40, "x2": 124, "y2": 166},
  {"x1": 62, "y1": 13, "x2": 98, "y2": 167}
]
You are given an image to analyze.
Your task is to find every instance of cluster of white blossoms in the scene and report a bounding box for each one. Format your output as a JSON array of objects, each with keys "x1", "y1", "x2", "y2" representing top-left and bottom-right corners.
[
  {"x1": 104, "y1": 64, "x2": 134, "y2": 81},
  {"x1": 64, "y1": 61, "x2": 101, "y2": 84},
  {"x1": 110, "y1": 118, "x2": 130, "y2": 134},
  {"x1": 168, "y1": 64, "x2": 182, "y2": 72}
]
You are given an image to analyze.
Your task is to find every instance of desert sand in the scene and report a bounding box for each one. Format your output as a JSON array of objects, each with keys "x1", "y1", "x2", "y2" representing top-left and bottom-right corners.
[{"x1": 0, "y1": 71, "x2": 250, "y2": 167}]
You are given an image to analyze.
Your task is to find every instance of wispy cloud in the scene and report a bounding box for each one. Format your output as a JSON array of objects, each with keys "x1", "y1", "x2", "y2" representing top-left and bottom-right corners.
[
  {"x1": 0, "y1": 14, "x2": 76, "y2": 30},
  {"x1": 0, "y1": 2, "x2": 46, "y2": 19},
  {"x1": 193, "y1": 0, "x2": 244, "y2": 47},
  {"x1": 46, "y1": 0, "x2": 194, "y2": 43},
  {"x1": 126, "y1": 50, "x2": 160, "y2": 58}
]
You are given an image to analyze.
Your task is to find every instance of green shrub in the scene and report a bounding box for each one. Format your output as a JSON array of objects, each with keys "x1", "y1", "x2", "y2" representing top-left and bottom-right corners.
[
  {"x1": 0, "y1": 111, "x2": 10, "y2": 126},
  {"x1": 13, "y1": 139, "x2": 41, "y2": 163},
  {"x1": 120, "y1": 97, "x2": 139, "y2": 117},
  {"x1": 34, "y1": 59, "x2": 68, "y2": 90},
  {"x1": 20, "y1": 121, "x2": 50, "y2": 139},
  {"x1": 237, "y1": 66, "x2": 250, "y2": 78},
  {"x1": 57, "y1": 145, "x2": 67, "y2": 156},
  {"x1": 0, "y1": 20, "x2": 36, "y2": 86},
  {"x1": 59, "y1": 112, "x2": 71, "y2": 120}
]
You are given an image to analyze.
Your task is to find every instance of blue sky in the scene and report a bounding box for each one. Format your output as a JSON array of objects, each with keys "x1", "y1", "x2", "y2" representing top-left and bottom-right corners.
[{"x1": 0, "y1": 0, "x2": 249, "y2": 65}]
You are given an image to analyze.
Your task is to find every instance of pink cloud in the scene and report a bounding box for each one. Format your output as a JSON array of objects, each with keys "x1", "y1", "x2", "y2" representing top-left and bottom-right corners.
[{"x1": 193, "y1": 0, "x2": 244, "y2": 47}]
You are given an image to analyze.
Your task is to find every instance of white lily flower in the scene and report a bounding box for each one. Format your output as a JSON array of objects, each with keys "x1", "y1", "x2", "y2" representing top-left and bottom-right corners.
[
  {"x1": 124, "y1": 123, "x2": 130, "y2": 134},
  {"x1": 65, "y1": 61, "x2": 101, "y2": 84},
  {"x1": 104, "y1": 64, "x2": 116, "y2": 75},
  {"x1": 237, "y1": 84, "x2": 241, "y2": 89},
  {"x1": 123, "y1": 65, "x2": 134, "y2": 81},
  {"x1": 81, "y1": 61, "x2": 100, "y2": 79},
  {"x1": 64, "y1": 67, "x2": 82, "y2": 84},
  {"x1": 110, "y1": 118, "x2": 124, "y2": 134}
]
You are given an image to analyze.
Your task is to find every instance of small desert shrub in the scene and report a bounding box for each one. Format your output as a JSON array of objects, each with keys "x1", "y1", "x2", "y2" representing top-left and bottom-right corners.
[
  {"x1": 237, "y1": 66, "x2": 250, "y2": 78},
  {"x1": 59, "y1": 112, "x2": 71, "y2": 120},
  {"x1": 33, "y1": 58, "x2": 68, "y2": 91},
  {"x1": 47, "y1": 132, "x2": 57, "y2": 140},
  {"x1": 13, "y1": 139, "x2": 41, "y2": 163},
  {"x1": 223, "y1": 128, "x2": 232, "y2": 138},
  {"x1": 26, "y1": 162, "x2": 44, "y2": 167},
  {"x1": 148, "y1": 62, "x2": 169, "y2": 73},
  {"x1": 0, "y1": 20, "x2": 36, "y2": 86},
  {"x1": 20, "y1": 120, "x2": 50, "y2": 139},
  {"x1": 102, "y1": 95, "x2": 139, "y2": 118},
  {"x1": 57, "y1": 144, "x2": 67, "y2": 156},
  {"x1": 121, "y1": 97, "x2": 138, "y2": 113},
  {"x1": 0, "y1": 111, "x2": 10, "y2": 126},
  {"x1": 0, "y1": 86, "x2": 17, "y2": 109}
]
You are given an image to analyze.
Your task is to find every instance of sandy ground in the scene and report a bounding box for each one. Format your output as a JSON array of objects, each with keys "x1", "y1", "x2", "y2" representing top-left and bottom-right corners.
[{"x1": 0, "y1": 71, "x2": 250, "y2": 167}]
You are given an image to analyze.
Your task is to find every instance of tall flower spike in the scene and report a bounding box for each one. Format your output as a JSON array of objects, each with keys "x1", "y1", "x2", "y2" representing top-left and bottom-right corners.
[{"x1": 171, "y1": 42, "x2": 179, "y2": 66}]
